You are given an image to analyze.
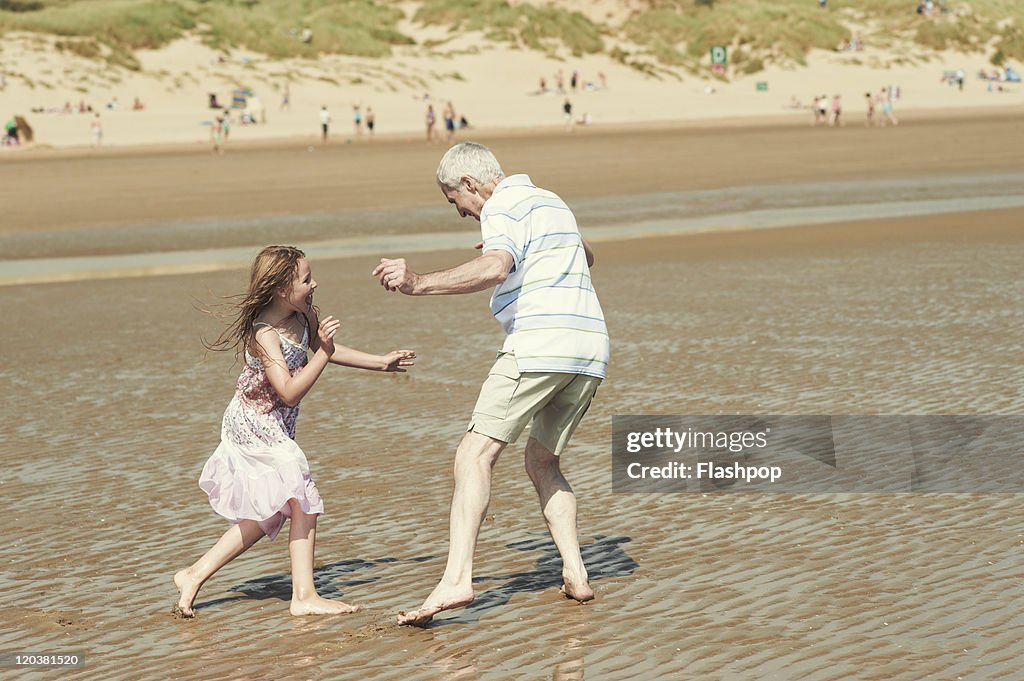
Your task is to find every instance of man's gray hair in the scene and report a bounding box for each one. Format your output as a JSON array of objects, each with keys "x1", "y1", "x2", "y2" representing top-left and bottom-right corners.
[{"x1": 436, "y1": 141, "x2": 505, "y2": 189}]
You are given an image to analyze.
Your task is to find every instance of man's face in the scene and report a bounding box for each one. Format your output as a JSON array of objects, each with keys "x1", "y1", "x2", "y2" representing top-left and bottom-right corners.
[{"x1": 441, "y1": 182, "x2": 486, "y2": 222}]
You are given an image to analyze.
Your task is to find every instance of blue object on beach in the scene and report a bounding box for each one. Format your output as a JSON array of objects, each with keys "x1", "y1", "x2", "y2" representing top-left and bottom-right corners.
[
  {"x1": 1005, "y1": 67, "x2": 1021, "y2": 82},
  {"x1": 232, "y1": 87, "x2": 254, "y2": 109}
]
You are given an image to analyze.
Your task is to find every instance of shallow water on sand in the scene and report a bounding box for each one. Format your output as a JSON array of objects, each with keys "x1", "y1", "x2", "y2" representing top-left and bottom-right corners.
[
  {"x1": 2, "y1": 201, "x2": 1022, "y2": 679},
  {"x1": 2, "y1": 171, "x2": 1023, "y2": 262},
  {"x1": 4, "y1": 172, "x2": 1024, "y2": 289}
]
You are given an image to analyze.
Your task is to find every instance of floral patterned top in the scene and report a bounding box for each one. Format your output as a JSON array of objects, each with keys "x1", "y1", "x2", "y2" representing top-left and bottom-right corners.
[{"x1": 220, "y1": 318, "x2": 309, "y2": 448}]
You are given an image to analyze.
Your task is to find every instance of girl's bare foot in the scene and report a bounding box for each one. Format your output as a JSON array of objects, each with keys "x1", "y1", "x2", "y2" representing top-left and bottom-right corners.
[
  {"x1": 173, "y1": 569, "x2": 200, "y2": 618},
  {"x1": 289, "y1": 595, "x2": 360, "y2": 616}
]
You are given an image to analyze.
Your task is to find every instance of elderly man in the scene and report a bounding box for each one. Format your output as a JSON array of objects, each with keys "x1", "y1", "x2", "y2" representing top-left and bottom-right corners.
[{"x1": 373, "y1": 141, "x2": 609, "y2": 626}]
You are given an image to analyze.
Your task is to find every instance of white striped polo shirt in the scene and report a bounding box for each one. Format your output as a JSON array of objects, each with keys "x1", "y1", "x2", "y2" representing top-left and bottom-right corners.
[{"x1": 480, "y1": 174, "x2": 610, "y2": 379}]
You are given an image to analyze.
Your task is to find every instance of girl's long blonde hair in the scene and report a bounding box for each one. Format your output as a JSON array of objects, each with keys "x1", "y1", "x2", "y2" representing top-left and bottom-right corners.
[{"x1": 205, "y1": 245, "x2": 308, "y2": 359}]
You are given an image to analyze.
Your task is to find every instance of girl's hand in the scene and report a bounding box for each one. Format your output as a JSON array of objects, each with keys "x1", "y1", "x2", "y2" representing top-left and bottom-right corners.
[
  {"x1": 317, "y1": 315, "x2": 341, "y2": 355},
  {"x1": 383, "y1": 350, "x2": 416, "y2": 372}
]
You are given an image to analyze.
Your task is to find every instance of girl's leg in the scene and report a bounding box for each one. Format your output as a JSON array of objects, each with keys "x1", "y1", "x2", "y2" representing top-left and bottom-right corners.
[
  {"x1": 287, "y1": 499, "x2": 359, "y2": 616},
  {"x1": 174, "y1": 519, "x2": 265, "y2": 617}
]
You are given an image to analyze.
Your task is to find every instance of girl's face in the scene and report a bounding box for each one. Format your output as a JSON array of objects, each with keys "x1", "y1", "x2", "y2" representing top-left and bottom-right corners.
[{"x1": 282, "y1": 257, "x2": 317, "y2": 313}]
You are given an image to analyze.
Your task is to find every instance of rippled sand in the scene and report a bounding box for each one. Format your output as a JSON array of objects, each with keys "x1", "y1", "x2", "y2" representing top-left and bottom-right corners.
[{"x1": 2, "y1": 119, "x2": 1022, "y2": 680}]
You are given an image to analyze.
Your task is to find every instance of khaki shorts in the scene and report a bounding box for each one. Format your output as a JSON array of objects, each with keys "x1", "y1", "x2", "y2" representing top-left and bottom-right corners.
[{"x1": 468, "y1": 352, "x2": 601, "y2": 456}]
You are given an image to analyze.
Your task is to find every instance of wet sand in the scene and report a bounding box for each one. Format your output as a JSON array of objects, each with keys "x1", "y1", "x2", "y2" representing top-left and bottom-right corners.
[
  {"x1": 1, "y1": 117, "x2": 1022, "y2": 680},
  {"x1": 2, "y1": 109, "x2": 1022, "y2": 236}
]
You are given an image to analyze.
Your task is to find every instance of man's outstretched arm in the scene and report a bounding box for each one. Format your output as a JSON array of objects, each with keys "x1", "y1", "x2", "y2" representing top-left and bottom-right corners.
[
  {"x1": 372, "y1": 250, "x2": 513, "y2": 296},
  {"x1": 473, "y1": 237, "x2": 594, "y2": 267}
]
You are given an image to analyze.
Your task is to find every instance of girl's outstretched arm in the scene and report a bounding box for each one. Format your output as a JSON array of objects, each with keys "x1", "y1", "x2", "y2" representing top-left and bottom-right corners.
[
  {"x1": 255, "y1": 314, "x2": 339, "y2": 407},
  {"x1": 329, "y1": 345, "x2": 416, "y2": 372},
  {"x1": 304, "y1": 309, "x2": 415, "y2": 372}
]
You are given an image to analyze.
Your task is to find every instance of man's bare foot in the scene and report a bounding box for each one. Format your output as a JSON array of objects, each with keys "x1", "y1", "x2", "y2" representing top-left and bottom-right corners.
[
  {"x1": 560, "y1": 573, "x2": 595, "y2": 603},
  {"x1": 289, "y1": 595, "x2": 360, "y2": 616},
  {"x1": 397, "y1": 583, "x2": 475, "y2": 626},
  {"x1": 173, "y1": 569, "x2": 199, "y2": 618}
]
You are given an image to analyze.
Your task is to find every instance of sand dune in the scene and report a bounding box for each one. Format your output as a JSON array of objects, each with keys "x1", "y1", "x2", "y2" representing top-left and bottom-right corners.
[{"x1": 1, "y1": 20, "x2": 1021, "y2": 150}]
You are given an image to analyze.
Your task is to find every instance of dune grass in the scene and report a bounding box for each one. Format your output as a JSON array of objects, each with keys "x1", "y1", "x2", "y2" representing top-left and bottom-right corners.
[
  {"x1": 195, "y1": 0, "x2": 413, "y2": 59},
  {"x1": 1, "y1": 0, "x2": 1022, "y2": 75},
  {"x1": 830, "y1": 0, "x2": 1024, "y2": 63},
  {"x1": 0, "y1": 0, "x2": 415, "y2": 65},
  {"x1": 0, "y1": 1, "x2": 194, "y2": 49},
  {"x1": 414, "y1": 0, "x2": 603, "y2": 56},
  {"x1": 621, "y1": 0, "x2": 1024, "y2": 72}
]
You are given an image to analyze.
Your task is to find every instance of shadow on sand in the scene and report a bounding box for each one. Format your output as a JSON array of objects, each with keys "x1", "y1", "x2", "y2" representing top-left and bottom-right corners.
[
  {"x1": 191, "y1": 556, "x2": 426, "y2": 612},
  {"x1": 191, "y1": 535, "x2": 636, "y2": 623},
  {"x1": 433, "y1": 534, "x2": 638, "y2": 627}
]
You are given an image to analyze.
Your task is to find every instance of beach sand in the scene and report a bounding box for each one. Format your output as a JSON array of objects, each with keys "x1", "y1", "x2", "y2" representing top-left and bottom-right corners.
[{"x1": 1, "y1": 117, "x2": 1022, "y2": 680}]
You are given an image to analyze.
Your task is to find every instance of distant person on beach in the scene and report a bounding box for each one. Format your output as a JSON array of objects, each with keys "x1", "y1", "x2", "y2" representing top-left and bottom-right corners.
[
  {"x1": 830, "y1": 94, "x2": 842, "y2": 126},
  {"x1": 132, "y1": 97, "x2": 145, "y2": 111},
  {"x1": 280, "y1": 84, "x2": 290, "y2": 111},
  {"x1": 880, "y1": 88, "x2": 898, "y2": 126},
  {"x1": 443, "y1": 101, "x2": 456, "y2": 144},
  {"x1": 563, "y1": 98, "x2": 574, "y2": 131},
  {"x1": 221, "y1": 109, "x2": 232, "y2": 142},
  {"x1": 172, "y1": 245, "x2": 415, "y2": 619},
  {"x1": 4, "y1": 115, "x2": 18, "y2": 146},
  {"x1": 426, "y1": 103, "x2": 436, "y2": 143},
  {"x1": 91, "y1": 113, "x2": 102, "y2": 147},
  {"x1": 373, "y1": 142, "x2": 608, "y2": 626},
  {"x1": 864, "y1": 92, "x2": 875, "y2": 126},
  {"x1": 353, "y1": 105, "x2": 362, "y2": 139},
  {"x1": 570, "y1": 70, "x2": 578, "y2": 91},
  {"x1": 320, "y1": 105, "x2": 330, "y2": 142},
  {"x1": 366, "y1": 107, "x2": 375, "y2": 139},
  {"x1": 211, "y1": 114, "x2": 224, "y2": 154}
]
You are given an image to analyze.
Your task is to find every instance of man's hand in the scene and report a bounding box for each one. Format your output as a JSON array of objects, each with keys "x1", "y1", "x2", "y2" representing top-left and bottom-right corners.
[
  {"x1": 372, "y1": 251, "x2": 510, "y2": 296},
  {"x1": 373, "y1": 258, "x2": 420, "y2": 294},
  {"x1": 383, "y1": 350, "x2": 417, "y2": 372}
]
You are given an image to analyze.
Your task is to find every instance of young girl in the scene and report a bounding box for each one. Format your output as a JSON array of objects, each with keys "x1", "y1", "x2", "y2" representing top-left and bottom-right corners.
[{"x1": 173, "y1": 245, "x2": 415, "y2": 618}]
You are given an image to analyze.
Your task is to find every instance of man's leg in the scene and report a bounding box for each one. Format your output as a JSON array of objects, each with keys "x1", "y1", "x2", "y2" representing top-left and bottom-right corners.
[
  {"x1": 524, "y1": 437, "x2": 594, "y2": 602},
  {"x1": 398, "y1": 430, "x2": 508, "y2": 625}
]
